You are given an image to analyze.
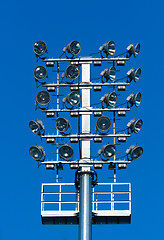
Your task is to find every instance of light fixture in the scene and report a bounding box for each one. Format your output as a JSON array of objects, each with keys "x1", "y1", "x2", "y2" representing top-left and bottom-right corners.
[
  {"x1": 36, "y1": 90, "x2": 51, "y2": 106},
  {"x1": 126, "y1": 145, "x2": 143, "y2": 160},
  {"x1": 55, "y1": 117, "x2": 71, "y2": 134},
  {"x1": 63, "y1": 40, "x2": 81, "y2": 56},
  {"x1": 127, "y1": 92, "x2": 141, "y2": 108},
  {"x1": 127, "y1": 118, "x2": 143, "y2": 133},
  {"x1": 99, "y1": 41, "x2": 116, "y2": 57},
  {"x1": 29, "y1": 145, "x2": 45, "y2": 161},
  {"x1": 63, "y1": 91, "x2": 81, "y2": 107},
  {"x1": 59, "y1": 144, "x2": 74, "y2": 160},
  {"x1": 96, "y1": 116, "x2": 111, "y2": 133},
  {"x1": 62, "y1": 65, "x2": 79, "y2": 83},
  {"x1": 100, "y1": 66, "x2": 116, "y2": 82},
  {"x1": 126, "y1": 43, "x2": 140, "y2": 58},
  {"x1": 29, "y1": 119, "x2": 45, "y2": 135},
  {"x1": 101, "y1": 92, "x2": 117, "y2": 107},
  {"x1": 33, "y1": 65, "x2": 48, "y2": 81},
  {"x1": 98, "y1": 144, "x2": 116, "y2": 160},
  {"x1": 33, "y1": 40, "x2": 48, "y2": 56},
  {"x1": 127, "y1": 68, "x2": 141, "y2": 83}
]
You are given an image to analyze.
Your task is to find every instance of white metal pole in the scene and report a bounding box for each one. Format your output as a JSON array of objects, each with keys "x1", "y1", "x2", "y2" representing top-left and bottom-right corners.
[{"x1": 79, "y1": 60, "x2": 92, "y2": 240}]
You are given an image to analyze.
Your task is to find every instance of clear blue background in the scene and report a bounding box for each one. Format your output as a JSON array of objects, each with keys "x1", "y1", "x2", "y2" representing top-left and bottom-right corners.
[{"x1": 0, "y1": 0, "x2": 163, "y2": 239}]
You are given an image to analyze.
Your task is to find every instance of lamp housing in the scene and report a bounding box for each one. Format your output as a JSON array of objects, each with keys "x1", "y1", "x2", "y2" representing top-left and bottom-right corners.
[
  {"x1": 96, "y1": 116, "x2": 111, "y2": 133},
  {"x1": 36, "y1": 90, "x2": 51, "y2": 106},
  {"x1": 126, "y1": 43, "x2": 140, "y2": 58},
  {"x1": 29, "y1": 145, "x2": 45, "y2": 161},
  {"x1": 127, "y1": 92, "x2": 141, "y2": 108},
  {"x1": 55, "y1": 117, "x2": 71, "y2": 134},
  {"x1": 99, "y1": 41, "x2": 116, "y2": 56},
  {"x1": 126, "y1": 145, "x2": 143, "y2": 160},
  {"x1": 100, "y1": 66, "x2": 116, "y2": 82},
  {"x1": 127, "y1": 118, "x2": 143, "y2": 133},
  {"x1": 127, "y1": 68, "x2": 141, "y2": 83},
  {"x1": 62, "y1": 65, "x2": 79, "y2": 83},
  {"x1": 29, "y1": 119, "x2": 45, "y2": 135},
  {"x1": 59, "y1": 144, "x2": 74, "y2": 160},
  {"x1": 63, "y1": 91, "x2": 81, "y2": 107},
  {"x1": 101, "y1": 92, "x2": 117, "y2": 107},
  {"x1": 98, "y1": 144, "x2": 116, "y2": 160},
  {"x1": 33, "y1": 65, "x2": 48, "y2": 81},
  {"x1": 33, "y1": 40, "x2": 48, "y2": 56},
  {"x1": 63, "y1": 40, "x2": 81, "y2": 56}
]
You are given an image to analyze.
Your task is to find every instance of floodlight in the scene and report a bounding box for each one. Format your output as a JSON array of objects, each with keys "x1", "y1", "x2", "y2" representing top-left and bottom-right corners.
[
  {"x1": 96, "y1": 116, "x2": 111, "y2": 132},
  {"x1": 29, "y1": 120, "x2": 45, "y2": 135},
  {"x1": 55, "y1": 117, "x2": 71, "y2": 134},
  {"x1": 127, "y1": 68, "x2": 141, "y2": 83},
  {"x1": 29, "y1": 145, "x2": 45, "y2": 161},
  {"x1": 101, "y1": 92, "x2": 117, "y2": 107},
  {"x1": 126, "y1": 43, "x2": 140, "y2": 58},
  {"x1": 64, "y1": 65, "x2": 80, "y2": 81},
  {"x1": 63, "y1": 40, "x2": 81, "y2": 56},
  {"x1": 36, "y1": 90, "x2": 51, "y2": 106},
  {"x1": 33, "y1": 66, "x2": 48, "y2": 81},
  {"x1": 127, "y1": 118, "x2": 143, "y2": 133},
  {"x1": 98, "y1": 144, "x2": 116, "y2": 160},
  {"x1": 100, "y1": 66, "x2": 116, "y2": 82},
  {"x1": 99, "y1": 41, "x2": 116, "y2": 57},
  {"x1": 126, "y1": 145, "x2": 143, "y2": 160},
  {"x1": 63, "y1": 91, "x2": 81, "y2": 107},
  {"x1": 59, "y1": 144, "x2": 74, "y2": 160},
  {"x1": 127, "y1": 92, "x2": 141, "y2": 108},
  {"x1": 33, "y1": 40, "x2": 48, "y2": 56}
]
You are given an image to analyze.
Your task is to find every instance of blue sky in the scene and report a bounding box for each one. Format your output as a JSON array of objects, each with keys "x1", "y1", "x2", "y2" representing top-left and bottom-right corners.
[{"x1": 0, "y1": 0, "x2": 163, "y2": 239}]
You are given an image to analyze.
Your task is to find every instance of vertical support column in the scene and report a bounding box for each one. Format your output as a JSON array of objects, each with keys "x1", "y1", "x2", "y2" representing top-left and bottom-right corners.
[{"x1": 79, "y1": 60, "x2": 92, "y2": 240}]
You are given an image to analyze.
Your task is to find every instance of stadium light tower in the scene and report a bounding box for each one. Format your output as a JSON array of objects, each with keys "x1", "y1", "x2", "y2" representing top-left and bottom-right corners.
[{"x1": 29, "y1": 40, "x2": 143, "y2": 240}]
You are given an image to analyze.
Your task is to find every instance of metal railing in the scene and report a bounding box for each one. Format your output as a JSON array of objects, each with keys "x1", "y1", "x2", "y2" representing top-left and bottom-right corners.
[{"x1": 41, "y1": 182, "x2": 131, "y2": 214}]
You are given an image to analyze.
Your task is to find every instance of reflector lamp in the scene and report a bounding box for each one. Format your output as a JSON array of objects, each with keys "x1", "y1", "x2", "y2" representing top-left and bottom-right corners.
[
  {"x1": 33, "y1": 66, "x2": 48, "y2": 81},
  {"x1": 126, "y1": 145, "x2": 143, "y2": 160},
  {"x1": 63, "y1": 91, "x2": 81, "y2": 107},
  {"x1": 127, "y1": 92, "x2": 141, "y2": 108},
  {"x1": 36, "y1": 90, "x2": 51, "y2": 106},
  {"x1": 33, "y1": 40, "x2": 48, "y2": 56},
  {"x1": 127, "y1": 68, "x2": 141, "y2": 83},
  {"x1": 55, "y1": 117, "x2": 71, "y2": 134},
  {"x1": 65, "y1": 65, "x2": 79, "y2": 81},
  {"x1": 100, "y1": 66, "x2": 116, "y2": 82},
  {"x1": 101, "y1": 92, "x2": 117, "y2": 107},
  {"x1": 127, "y1": 118, "x2": 143, "y2": 133},
  {"x1": 96, "y1": 116, "x2": 111, "y2": 132},
  {"x1": 98, "y1": 144, "x2": 116, "y2": 160},
  {"x1": 29, "y1": 120, "x2": 45, "y2": 135},
  {"x1": 126, "y1": 43, "x2": 140, "y2": 58},
  {"x1": 59, "y1": 144, "x2": 74, "y2": 160},
  {"x1": 29, "y1": 145, "x2": 45, "y2": 161},
  {"x1": 63, "y1": 40, "x2": 81, "y2": 56},
  {"x1": 99, "y1": 41, "x2": 116, "y2": 57}
]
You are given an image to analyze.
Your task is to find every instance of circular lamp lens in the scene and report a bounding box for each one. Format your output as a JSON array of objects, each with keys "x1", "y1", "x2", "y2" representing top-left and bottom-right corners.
[
  {"x1": 36, "y1": 90, "x2": 51, "y2": 105},
  {"x1": 108, "y1": 92, "x2": 117, "y2": 107},
  {"x1": 29, "y1": 145, "x2": 43, "y2": 160},
  {"x1": 59, "y1": 144, "x2": 74, "y2": 160},
  {"x1": 134, "y1": 92, "x2": 141, "y2": 107},
  {"x1": 68, "y1": 91, "x2": 80, "y2": 106},
  {"x1": 96, "y1": 116, "x2": 111, "y2": 132},
  {"x1": 133, "y1": 119, "x2": 143, "y2": 133},
  {"x1": 104, "y1": 66, "x2": 116, "y2": 81},
  {"x1": 29, "y1": 120, "x2": 41, "y2": 135},
  {"x1": 69, "y1": 41, "x2": 81, "y2": 55},
  {"x1": 33, "y1": 66, "x2": 47, "y2": 81},
  {"x1": 134, "y1": 68, "x2": 141, "y2": 82},
  {"x1": 130, "y1": 146, "x2": 143, "y2": 160},
  {"x1": 65, "y1": 65, "x2": 79, "y2": 80},
  {"x1": 55, "y1": 117, "x2": 69, "y2": 133},
  {"x1": 107, "y1": 41, "x2": 116, "y2": 55},
  {"x1": 134, "y1": 43, "x2": 140, "y2": 57},
  {"x1": 102, "y1": 144, "x2": 116, "y2": 159},
  {"x1": 33, "y1": 40, "x2": 47, "y2": 56}
]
